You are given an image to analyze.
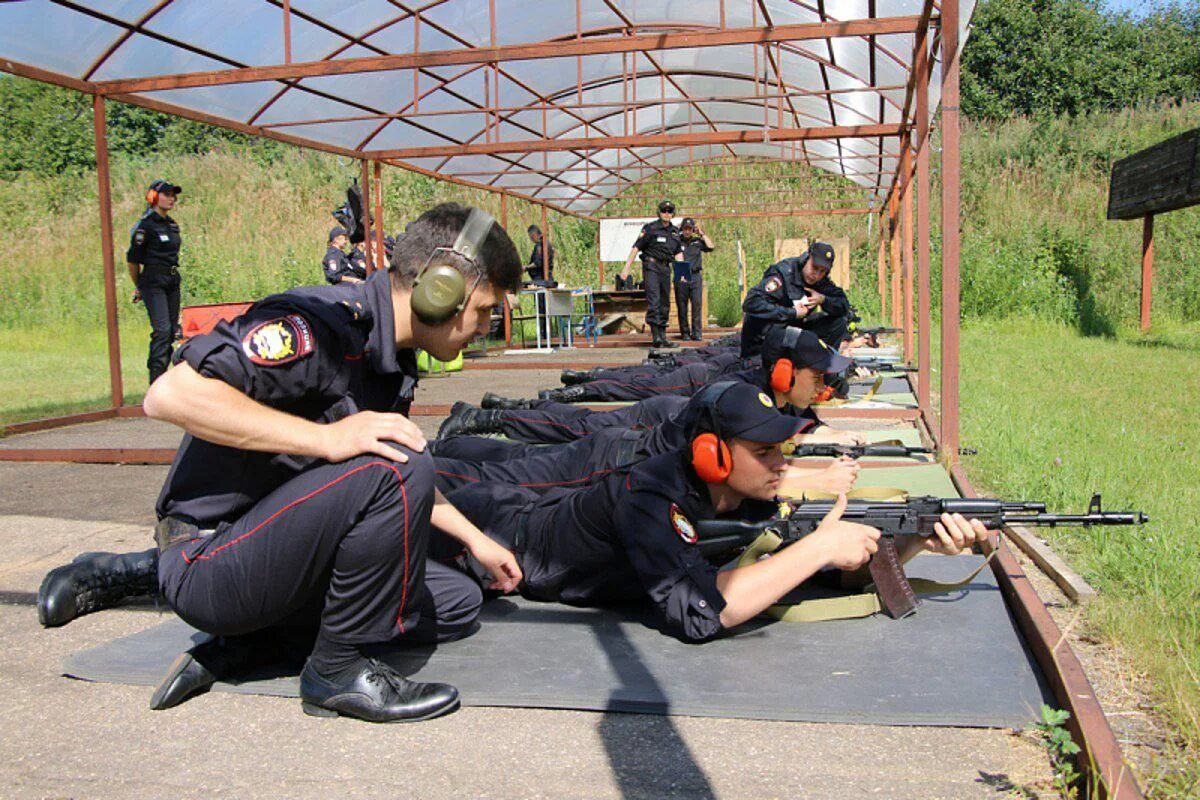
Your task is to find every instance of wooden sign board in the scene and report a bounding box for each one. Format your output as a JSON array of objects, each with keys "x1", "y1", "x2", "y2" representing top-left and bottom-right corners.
[
  {"x1": 1107, "y1": 127, "x2": 1200, "y2": 220},
  {"x1": 773, "y1": 237, "x2": 852, "y2": 288}
]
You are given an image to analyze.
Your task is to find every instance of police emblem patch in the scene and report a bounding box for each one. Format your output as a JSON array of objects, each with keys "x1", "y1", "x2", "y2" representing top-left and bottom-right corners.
[
  {"x1": 670, "y1": 503, "x2": 697, "y2": 544},
  {"x1": 758, "y1": 392, "x2": 773, "y2": 407},
  {"x1": 133, "y1": 229, "x2": 146, "y2": 245},
  {"x1": 242, "y1": 315, "x2": 314, "y2": 366},
  {"x1": 764, "y1": 277, "x2": 781, "y2": 293}
]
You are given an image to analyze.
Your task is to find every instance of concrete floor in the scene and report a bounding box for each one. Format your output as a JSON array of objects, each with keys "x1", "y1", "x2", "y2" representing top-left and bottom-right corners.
[{"x1": 0, "y1": 348, "x2": 1055, "y2": 799}]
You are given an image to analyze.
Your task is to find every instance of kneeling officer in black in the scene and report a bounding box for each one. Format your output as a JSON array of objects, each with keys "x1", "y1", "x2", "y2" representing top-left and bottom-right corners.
[{"x1": 41, "y1": 204, "x2": 525, "y2": 723}]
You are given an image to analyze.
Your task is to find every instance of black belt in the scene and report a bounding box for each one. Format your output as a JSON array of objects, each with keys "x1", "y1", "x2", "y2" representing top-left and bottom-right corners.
[{"x1": 154, "y1": 516, "x2": 215, "y2": 552}]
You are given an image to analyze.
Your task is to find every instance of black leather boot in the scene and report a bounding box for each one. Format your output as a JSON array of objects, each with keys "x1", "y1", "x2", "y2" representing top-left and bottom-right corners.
[
  {"x1": 652, "y1": 326, "x2": 677, "y2": 348},
  {"x1": 436, "y1": 402, "x2": 504, "y2": 439},
  {"x1": 300, "y1": 658, "x2": 459, "y2": 723},
  {"x1": 480, "y1": 392, "x2": 534, "y2": 410},
  {"x1": 37, "y1": 547, "x2": 160, "y2": 628},
  {"x1": 559, "y1": 369, "x2": 598, "y2": 386},
  {"x1": 537, "y1": 385, "x2": 591, "y2": 403},
  {"x1": 150, "y1": 633, "x2": 277, "y2": 710}
]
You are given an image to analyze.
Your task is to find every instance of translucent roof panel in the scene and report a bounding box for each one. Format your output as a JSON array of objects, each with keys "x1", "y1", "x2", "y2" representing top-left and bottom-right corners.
[{"x1": 0, "y1": 0, "x2": 975, "y2": 215}]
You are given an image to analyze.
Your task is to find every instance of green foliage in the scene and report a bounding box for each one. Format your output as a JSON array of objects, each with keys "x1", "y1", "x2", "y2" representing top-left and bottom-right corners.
[
  {"x1": 959, "y1": 234, "x2": 1077, "y2": 323},
  {"x1": 1035, "y1": 705, "x2": 1083, "y2": 799},
  {"x1": 962, "y1": 0, "x2": 1200, "y2": 120}
]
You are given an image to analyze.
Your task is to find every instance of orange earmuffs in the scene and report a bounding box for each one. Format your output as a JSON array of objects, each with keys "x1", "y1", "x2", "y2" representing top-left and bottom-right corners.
[
  {"x1": 768, "y1": 327, "x2": 803, "y2": 393},
  {"x1": 688, "y1": 383, "x2": 736, "y2": 483}
]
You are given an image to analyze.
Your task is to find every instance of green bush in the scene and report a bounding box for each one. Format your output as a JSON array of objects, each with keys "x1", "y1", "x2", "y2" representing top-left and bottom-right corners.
[{"x1": 960, "y1": 234, "x2": 1078, "y2": 324}]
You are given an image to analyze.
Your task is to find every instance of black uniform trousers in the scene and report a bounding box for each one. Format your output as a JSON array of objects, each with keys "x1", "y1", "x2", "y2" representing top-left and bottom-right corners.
[
  {"x1": 462, "y1": 394, "x2": 688, "y2": 444},
  {"x1": 433, "y1": 427, "x2": 633, "y2": 494},
  {"x1": 139, "y1": 270, "x2": 181, "y2": 384},
  {"x1": 643, "y1": 259, "x2": 672, "y2": 331},
  {"x1": 157, "y1": 451, "x2": 481, "y2": 649},
  {"x1": 673, "y1": 273, "x2": 704, "y2": 336}
]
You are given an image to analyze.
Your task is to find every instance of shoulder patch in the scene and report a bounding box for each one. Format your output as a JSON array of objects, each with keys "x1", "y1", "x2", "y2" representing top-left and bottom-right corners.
[
  {"x1": 670, "y1": 503, "x2": 698, "y2": 545},
  {"x1": 133, "y1": 229, "x2": 146, "y2": 245},
  {"x1": 763, "y1": 276, "x2": 781, "y2": 293},
  {"x1": 242, "y1": 315, "x2": 315, "y2": 366}
]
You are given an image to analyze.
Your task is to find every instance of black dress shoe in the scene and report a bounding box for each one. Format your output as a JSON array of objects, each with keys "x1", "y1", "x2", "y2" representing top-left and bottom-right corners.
[
  {"x1": 149, "y1": 633, "x2": 267, "y2": 710},
  {"x1": 480, "y1": 392, "x2": 533, "y2": 410},
  {"x1": 38, "y1": 548, "x2": 160, "y2": 628},
  {"x1": 300, "y1": 658, "x2": 459, "y2": 723},
  {"x1": 436, "y1": 402, "x2": 503, "y2": 439},
  {"x1": 559, "y1": 369, "x2": 597, "y2": 386}
]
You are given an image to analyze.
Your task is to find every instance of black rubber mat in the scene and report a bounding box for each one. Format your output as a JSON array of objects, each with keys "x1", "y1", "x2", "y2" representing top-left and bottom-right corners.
[{"x1": 63, "y1": 555, "x2": 1048, "y2": 727}]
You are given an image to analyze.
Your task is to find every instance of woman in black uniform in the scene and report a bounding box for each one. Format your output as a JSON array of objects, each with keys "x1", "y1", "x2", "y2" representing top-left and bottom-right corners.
[{"x1": 126, "y1": 179, "x2": 183, "y2": 385}]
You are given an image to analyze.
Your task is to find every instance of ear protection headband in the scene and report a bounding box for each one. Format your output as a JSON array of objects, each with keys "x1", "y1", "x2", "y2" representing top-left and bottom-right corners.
[
  {"x1": 411, "y1": 208, "x2": 495, "y2": 325},
  {"x1": 688, "y1": 382, "x2": 737, "y2": 484},
  {"x1": 769, "y1": 326, "x2": 803, "y2": 393}
]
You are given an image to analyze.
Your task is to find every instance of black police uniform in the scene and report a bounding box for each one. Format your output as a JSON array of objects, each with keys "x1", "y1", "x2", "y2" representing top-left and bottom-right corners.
[
  {"x1": 347, "y1": 247, "x2": 369, "y2": 281},
  {"x1": 527, "y1": 240, "x2": 554, "y2": 284},
  {"x1": 445, "y1": 450, "x2": 779, "y2": 641},
  {"x1": 156, "y1": 270, "x2": 482, "y2": 664},
  {"x1": 322, "y1": 245, "x2": 353, "y2": 285},
  {"x1": 127, "y1": 208, "x2": 182, "y2": 384},
  {"x1": 433, "y1": 370, "x2": 820, "y2": 492},
  {"x1": 675, "y1": 236, "x2": 713, "y2": 338},
  {"x1": 443, "y1": 393, "x2": 690, "y2": 447},
  {"x1": 557, "y1": 350, "x2": 756, "y2": 403},
  {"x1": 740, "y1": 255, "x2": 850, "y2": 357},
  {"x1": 632, "y1": 219, "x2": 682, "y2": 342}
]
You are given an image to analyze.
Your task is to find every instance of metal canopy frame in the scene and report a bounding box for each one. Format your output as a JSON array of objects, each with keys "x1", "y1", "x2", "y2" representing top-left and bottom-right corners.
[{"x1": 0, "y1": 4, "x2": 1151, "y2": 794}]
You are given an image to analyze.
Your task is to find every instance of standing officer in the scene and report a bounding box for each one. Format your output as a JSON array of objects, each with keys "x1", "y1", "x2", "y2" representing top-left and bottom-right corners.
[
  {"x1": 618, "y1": 200, "x2": 684, "y2": 348},
  {"x1": 40, "y1": 204, "x2": 525, "y2": 723},
  {"x1": 127, "y1": 179, "x2": 183, "y2": 385},
  {"x1": 322, "y1": 227, "x2": 353, "y2": 285},
  {"x1": 675, "y1": 218, "x2": 714, "y2": 341},
  {"x1": 346, "y1": 239, "x2": 369, "y2": 283},
  {"x1": 525, "y1": 224, "x2": 555, "y2": 284},
  {"x1": 740, "y1": 241, "x2": 850, "y2": 358}
]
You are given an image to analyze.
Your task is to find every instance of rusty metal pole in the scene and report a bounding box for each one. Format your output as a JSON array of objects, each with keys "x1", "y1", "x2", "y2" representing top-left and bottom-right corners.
[
  {"x1": 540, "y1": 205, "x2": 550, "y2": 280},
  {"x1": 940, "y1": 0, "x2": 962, "y2": 461},
  {"x1": 372, "y1": 161, "x2": 386, "y2": 271},
  {"x1": 596, "y1": 223, "x2": 605, "y2": 287},
  {"x1": 902, "y1": 140, "x2": 914, "y2": 363},
  {"x1": 1141, "y1": 213, "x2": 1154, "y2": 331},
  {"x1": 93, "y1": 95, "x2": 124, "y2": 408},
  {"x1": 359, "y1": 159, "x2": 374, "y2": 272},
  {"x1": 889, "y1": 193, "x2": 901, "y2": 328},
  {"x1": 915, "y1": 33, "x2": 932, "y2": 412},
  {"x1": 876, "y1": 223, "x2": 887, "y2": 320}
]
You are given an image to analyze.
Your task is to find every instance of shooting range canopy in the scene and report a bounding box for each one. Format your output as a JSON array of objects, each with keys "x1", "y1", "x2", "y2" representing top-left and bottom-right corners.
[{"x1": 0, "y1": 1, "x2": 973, "y2": 216}]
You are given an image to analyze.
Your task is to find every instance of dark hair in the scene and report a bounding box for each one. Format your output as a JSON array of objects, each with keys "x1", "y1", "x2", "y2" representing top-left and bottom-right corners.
[
  {"x1": 527, "y1": 224, "x2": 541, "y2": 235},
  {"x1": 389, "y1": 202, "x2": 522, "y2": 293}
]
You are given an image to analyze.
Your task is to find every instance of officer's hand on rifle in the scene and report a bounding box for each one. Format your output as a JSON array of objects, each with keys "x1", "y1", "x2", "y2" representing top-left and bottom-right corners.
[
  {"x1": 800, "y1": 428, "x2": 866, "y2": 447},
  {"x1": 818, "y1": 456, "x2": 860, "y2": 494},
  {"x1": 808, "y1": 493, "x2": 881, "y2": 571},
  {"x1": 921, "y1": 512, "x2": 991, "y2": 556},
  {"x1": 321, "y1": 410, "x2": 427, "y2": 464}
]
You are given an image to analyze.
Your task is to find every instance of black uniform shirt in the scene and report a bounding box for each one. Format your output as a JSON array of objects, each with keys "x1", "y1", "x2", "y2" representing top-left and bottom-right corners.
[
  {"x1": 526, "y1": 450, "x2": 777, "y2": 641},
  {"x1": 633, "y1": 219, "x2": 683, "y2": 263},
  {"x1": 347, "y1": 248, "x2": 369, "y2": 281},
  {"x1": 526, "y1": 241, "x2": 555, "y2": 282},
  {"x1": 680, "y1": 236, "x2": 714, "y2": 273},
  {"x1": 126, "y1": 210, "x2": 181, "y2": 273},
  {"x1": 156, "y1": 270, "x2": 418, "y2": 526},
  {"x1": 740, "y1": 256, "x2": 850, "y2": 357},
  {"x1": 322, "y1": 245, "x2": 352, "y2": 285}
]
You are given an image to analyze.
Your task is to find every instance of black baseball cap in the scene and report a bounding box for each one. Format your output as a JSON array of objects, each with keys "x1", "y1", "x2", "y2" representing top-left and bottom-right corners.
[
  {"x1": 680, "y1": 217, "x2": 697, "y2": 229},
  {"x1": 809, "y1": 241, "x2": 835, "y2": 270},
  {"x1": 149, "y1": 179, "x2": 182, "y2": 195},
  {"x1": 329, "y1": 226, "x2": 348, "y2": 241},
  {"x1": 696, "y1": 382, "x2": 805, "y2": 444},
  {"x1": 658, "y1": 200, "x2": 676, "y2": 214},
  {"x1": 762, "y1": 325, "x2": 852, "y2": 375}
]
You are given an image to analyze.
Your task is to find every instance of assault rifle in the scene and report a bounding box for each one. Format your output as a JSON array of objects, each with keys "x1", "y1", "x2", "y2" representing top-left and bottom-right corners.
[
  {"x1": 850, "y1": 358, "x2": 917, "y2": 374},
  {"x1": 783, "y1": 440, "x2": 932, "y2": 459},
  {"x1": 696, "y1": 494, "x2": 1147, "y2": 619}
]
